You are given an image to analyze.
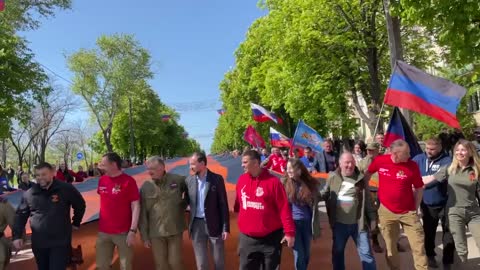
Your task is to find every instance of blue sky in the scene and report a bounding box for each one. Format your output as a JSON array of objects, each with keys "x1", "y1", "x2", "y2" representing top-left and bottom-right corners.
[{"x1": 22, "y1": 0, "x2": 267, "y2": 152}]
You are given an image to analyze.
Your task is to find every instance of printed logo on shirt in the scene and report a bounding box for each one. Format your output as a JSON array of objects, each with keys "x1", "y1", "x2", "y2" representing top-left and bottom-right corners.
[
  {"x1": 256, "y1": 187, "x2": 264, "y2": 197},
  {"x1": 241, "y1": 185, "x2": 265, "y2": 210},
  {"x1": 431, "y1": 164, "x2": 440, "y2": 172},
  {"x1": 396, "y1": 170, "x2": 408, "y2": 180},
  {"x1": 170, "y1": 183, "x2": 178, "y2": 189},
  {"x1": 338, "y1": 181, "x2": 355, "y2": 207},
  {"x1": 379, "y1": 168, "x2": 391, "y2": 177},
  {"x1": 112, "y1": 184, "x2": 121, "y2": 195},
  {"x1": 98, "y1": 186, "x2": 107, "y2": 194},
  {"x1": 469, "y1": 171, "x2": 476, "y2": 182},
  {"x1": 51, "y1": 194, "x2": 59, "y2": 203}
]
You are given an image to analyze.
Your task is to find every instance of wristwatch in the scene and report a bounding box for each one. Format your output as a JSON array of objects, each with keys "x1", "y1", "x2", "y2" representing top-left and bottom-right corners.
[{"x1": 129, "y1": 228, "x2": 137, "y2": 233}]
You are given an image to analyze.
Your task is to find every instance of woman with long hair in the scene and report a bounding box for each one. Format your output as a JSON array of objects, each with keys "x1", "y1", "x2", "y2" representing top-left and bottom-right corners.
[
  {"x1": 283, "y1": 158, "x2": 321, "y2": 270},
  {"x1": 424, "y1": 139, "x2": 480, "y2": 263}
]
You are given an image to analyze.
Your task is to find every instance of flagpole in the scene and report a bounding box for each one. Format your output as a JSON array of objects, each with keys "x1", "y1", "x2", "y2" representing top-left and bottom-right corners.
[{"x1": 373, "y1": 103, "x2": 386, "y2": 138}]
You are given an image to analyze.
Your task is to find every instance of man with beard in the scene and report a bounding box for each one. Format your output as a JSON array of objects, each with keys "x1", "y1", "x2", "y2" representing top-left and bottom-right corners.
[
  {"x1": 12, "y1": 162, "x2": 86, "y2": 270},
  {"x1": 413, "y1": 138, "x2": 454, "y2": 269}
]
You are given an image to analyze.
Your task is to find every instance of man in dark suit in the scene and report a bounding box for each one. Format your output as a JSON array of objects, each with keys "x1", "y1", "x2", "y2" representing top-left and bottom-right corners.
[
  {"x1": 315, "y1": 139, "x2": 339, "y2": 173},
  {"x1": 186, "y1": 152, "x2": 229, "y2": 270}
]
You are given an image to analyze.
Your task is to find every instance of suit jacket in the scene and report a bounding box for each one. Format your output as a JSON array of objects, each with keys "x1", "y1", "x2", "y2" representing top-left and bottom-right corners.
[
  {"x1": 186, "y1": 169, "x2": 230, "y2": 237},
  {"x1": 315, "y1": 150, "x2": 339, "y2": 173}
]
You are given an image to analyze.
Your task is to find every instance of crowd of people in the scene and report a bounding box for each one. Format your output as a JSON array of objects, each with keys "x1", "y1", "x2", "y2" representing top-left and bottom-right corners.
[{"x1": 0, "y1": 129, "x2": 478, "y2": 270}]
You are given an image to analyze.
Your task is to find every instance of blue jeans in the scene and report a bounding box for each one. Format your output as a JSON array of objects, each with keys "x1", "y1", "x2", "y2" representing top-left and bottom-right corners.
[
  {"x1": 332, "y1": 222, "x2": 376, "y2": 270},
  {"x1": 293, "y1": 219, "x2": 312, "y2": 270}
]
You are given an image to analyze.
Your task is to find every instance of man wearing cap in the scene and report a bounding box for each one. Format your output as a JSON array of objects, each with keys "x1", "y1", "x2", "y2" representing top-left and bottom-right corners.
[
  {"x1": 357, "y1": 142, "x2": 383, "y2": 253},
  {"x1": 374, "y1": 134, "x2": 387, "y2": 154}
]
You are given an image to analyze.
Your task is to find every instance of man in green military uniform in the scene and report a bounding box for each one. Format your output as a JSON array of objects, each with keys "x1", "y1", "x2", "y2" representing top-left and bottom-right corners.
[
  {"x1": 0, "y1": 198, "x2": 14, "y2": 270},
  {"x1": 358, "y1": 142, "x2": 383, "y2": 253},
  {"x1": 139, "y1": 156, "x2": 188, "y2": 270}
]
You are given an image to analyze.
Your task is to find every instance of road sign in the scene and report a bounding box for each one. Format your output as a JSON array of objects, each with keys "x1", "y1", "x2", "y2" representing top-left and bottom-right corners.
[{"x1": 76, "y1": 152, "x2": 84, "y2": 160}]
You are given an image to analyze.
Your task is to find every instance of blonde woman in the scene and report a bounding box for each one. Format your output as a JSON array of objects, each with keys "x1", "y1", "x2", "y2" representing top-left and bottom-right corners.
[{"x1": 423, "y1": 139, "x2": 480, "y2": 263}]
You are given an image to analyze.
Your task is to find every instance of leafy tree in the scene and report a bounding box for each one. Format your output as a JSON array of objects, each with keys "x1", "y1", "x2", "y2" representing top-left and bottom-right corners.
[
  {"x1": 0, "y1": 26, "x2": 48, "y2": 138},
  {"x1": 68, "y1": 34, "x2": 153, "y2": 152},
  {"x1": 211, "y1": 0, "x2": 436, "y2": 153},
  {"x1": 398, "y1": 0, "x2": 480, "y2": 67},
  {"x1": 0, "y1": 0, "x2": 72, "y2": 30}
]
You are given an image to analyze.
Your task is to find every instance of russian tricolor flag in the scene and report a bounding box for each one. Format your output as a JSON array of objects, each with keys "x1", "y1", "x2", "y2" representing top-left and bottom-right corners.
[
  {"x1": 384, "y1": 61, "x2": 466, "y2": 128},
  {"x1": 0, "y1": 0, "x2": 4, "y2": 11},
  {"x1": 269, "y1": 127, "x2": 291, "y2": 148},
  {"x1": 161, "y1": 114, "x2": 171, "y2": 122},
  {"x1": 250, "y1": 103, "x2": 283, "y2": 124},
  {"x1": 217, "y1": 109, "x2": 225, "y2": 115},
  {"x1": 384, "y1": 107, "x2": 423, "y2": 158}
]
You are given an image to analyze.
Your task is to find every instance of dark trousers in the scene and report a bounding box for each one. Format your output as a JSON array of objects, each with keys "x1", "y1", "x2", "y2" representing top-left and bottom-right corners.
[
  {"x1": 238, "y1": 229, "x2": 283, "y2": 270},
  {"x1": 32, "y1": 245, "x2": 70, "y2": 270},
  {"x1": 293, "y1": 220, "x2": 312, "y2": 270},
  {"x1": 421, "y1": 202, "x2": 455, "y2": 265}
]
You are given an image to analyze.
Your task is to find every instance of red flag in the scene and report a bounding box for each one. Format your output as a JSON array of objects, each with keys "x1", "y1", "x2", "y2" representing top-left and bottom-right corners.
[
  {"x1": 0, "y1": 0, "x2": 4, "y2": 11},
  {"x1": 243, "y1": 125, "x2": 266, "y2": 149}
]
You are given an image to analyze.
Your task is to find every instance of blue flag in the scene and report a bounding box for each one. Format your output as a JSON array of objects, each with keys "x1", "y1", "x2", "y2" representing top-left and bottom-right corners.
[
  {"x1": 292, "y1": 120, "x2": 324, "y2": 153},
  {"x1": 384, "y1": 107, "x2": 423, "y2": 158}
]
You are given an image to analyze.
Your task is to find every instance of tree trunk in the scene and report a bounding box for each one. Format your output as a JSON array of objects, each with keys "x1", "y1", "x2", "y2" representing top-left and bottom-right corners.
[
  {"x1": 128, "y1": 96, "x2": 136, "y2": 162},
  {"x1": 103, "y1": 128, "x2": 113, "y2": 153},
  {"x1": 1, "y1": 139, "x2": 6, "y2": 166},
  {"x1": 383, "y1": 0, "x2": 411, "y2": 126}
]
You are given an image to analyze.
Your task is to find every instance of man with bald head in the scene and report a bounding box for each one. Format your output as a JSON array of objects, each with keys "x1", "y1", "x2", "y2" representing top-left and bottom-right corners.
[
  {"x1": 365, "y1": 139, "x2": 428, "y2": 270},
  {"x1": 320, "y1": 152, "x2": 377, "y2": 270}
]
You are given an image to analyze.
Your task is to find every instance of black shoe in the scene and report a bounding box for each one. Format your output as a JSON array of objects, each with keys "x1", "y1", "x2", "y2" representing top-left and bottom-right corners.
[{"x1": 427, "y1": 257, "x2": 438, "y2": 268}]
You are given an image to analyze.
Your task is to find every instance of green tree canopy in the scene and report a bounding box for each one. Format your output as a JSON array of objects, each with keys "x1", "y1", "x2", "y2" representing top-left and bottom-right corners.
[{"x1": 211, "y1": 0, "x2": 436, "y2": 153}]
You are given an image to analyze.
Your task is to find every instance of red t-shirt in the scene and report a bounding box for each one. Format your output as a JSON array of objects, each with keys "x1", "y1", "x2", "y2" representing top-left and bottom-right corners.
[
  {"x1": 264, "y1": 154, "x2": 287, "y2": 174},
  {"x1": 97, "y1": 173, "x2": 140, "y2": 234},
  {"x1": 368, "y1": 154, "x2": 423, "y2": 214}
]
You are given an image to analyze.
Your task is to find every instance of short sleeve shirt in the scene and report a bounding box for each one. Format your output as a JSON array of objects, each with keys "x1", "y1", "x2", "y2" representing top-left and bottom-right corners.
[
  {"x1": 98, "y1": 173, "x2": 140, "y2": 234},
  {"x1": 434, "y1": 165, "x2": 479, "y2": 208},
  {"x1": 368, "y1": 155, "x2": 423, "y2": 214}
]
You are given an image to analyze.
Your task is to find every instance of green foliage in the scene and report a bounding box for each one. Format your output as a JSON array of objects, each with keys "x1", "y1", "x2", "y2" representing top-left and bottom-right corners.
[
  {"x1": 68, "y1": 34, "x2": 153, "y2": 152},
  {"x1": 0, "y1": 0, "x2": 71, "y2": 139},
  {"x1": 211, "y1": 0, "x2": 436, "y2": 153},
  {"x1": 0, "y1": 0, "x2": 72, "y2": 30},
  {"x1": 0, "y1": 26, "x2": 49, "y2": 138},
  {"x1": 69, "y1": 34, "x2": 200, "y2": 158},
  {"x1": 398, "y1": 0, "x2": 480, "y2": 66}
]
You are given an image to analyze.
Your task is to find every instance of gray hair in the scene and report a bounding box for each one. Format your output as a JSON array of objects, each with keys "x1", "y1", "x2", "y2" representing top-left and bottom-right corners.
[
  {"x1": 389, "y1": 139, "x2": 410, "y2": 156},
  {"x1": 389, "y1": 139, "x2": 408, "y2": 150},
  {"x1": 147, "y1": 156, "x2": 165, "y2": 167}
]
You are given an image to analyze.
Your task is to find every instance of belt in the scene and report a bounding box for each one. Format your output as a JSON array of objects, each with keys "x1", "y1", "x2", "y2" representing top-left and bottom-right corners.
[{"x1": 194, "y1": 217, "x2": 205, "y2": 219}]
